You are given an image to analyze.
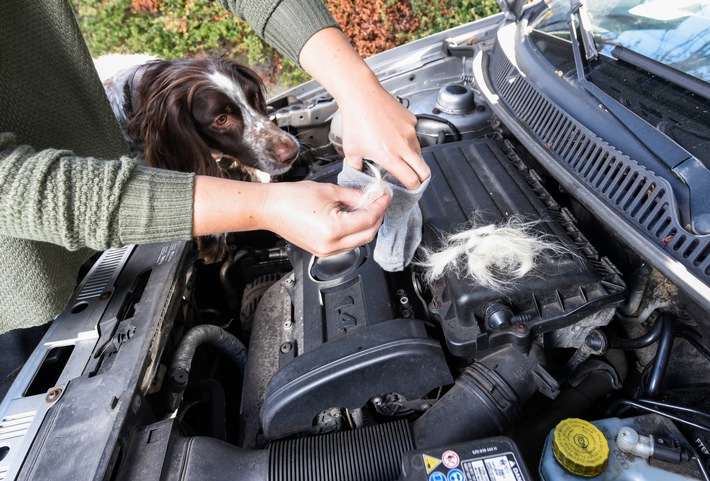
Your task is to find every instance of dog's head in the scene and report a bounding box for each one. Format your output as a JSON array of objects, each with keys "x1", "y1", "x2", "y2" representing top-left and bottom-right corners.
[{"x1": 129, "y1": 57, "x2": 299, "y2": 177}]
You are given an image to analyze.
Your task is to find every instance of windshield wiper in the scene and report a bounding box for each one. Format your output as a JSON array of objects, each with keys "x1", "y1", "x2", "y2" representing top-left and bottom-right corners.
[
  {"x1": 572, "y1": 1, "x2": 597, "y2": 62},
  {"x1": 567, "y1": 1, "x2": 599, "y2": 78},
  {"x1": 611, "y1": 45, "x2": 710, "y2": 101}
]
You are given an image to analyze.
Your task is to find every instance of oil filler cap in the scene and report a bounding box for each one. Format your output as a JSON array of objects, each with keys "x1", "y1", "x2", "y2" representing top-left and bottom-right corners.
[{"x1": 552, "y1": 418, "x2": 609, "y2": 477}]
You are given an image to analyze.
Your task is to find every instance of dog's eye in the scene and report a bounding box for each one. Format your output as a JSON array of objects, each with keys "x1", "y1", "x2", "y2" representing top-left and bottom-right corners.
[{"x1": 215, "y1": 115, "x2": 228, "y2": 126}]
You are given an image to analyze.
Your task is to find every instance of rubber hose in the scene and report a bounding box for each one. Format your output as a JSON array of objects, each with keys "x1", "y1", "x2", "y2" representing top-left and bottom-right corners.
[
  {"x1": 617, "y1": 265, "x2": 651, "y2": 317},
  {"x1": 411, "y1": 344, "x2": 542, "y2": 449},
  {"x1": 415, "y1": 114, "x2": 463, "y2": 141},
  {"x1": 167, "y1": 324, "x2": 247, "y2": 411},
  {"x1": 644, "y1": 312, "x2": 675, "y2": 398},
  {"x1": 189, "y1": 378, "x2": 227, "y2": 441},
  {"x1": 608, "y1": 313, "x2": 665, "y2": 349},
  {"x1": 174, "y1": 419, "x2": 414, "y2": 481}
]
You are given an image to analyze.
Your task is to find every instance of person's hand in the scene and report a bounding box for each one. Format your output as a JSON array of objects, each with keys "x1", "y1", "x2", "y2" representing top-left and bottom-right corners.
[
  {"x1": 192, "y1": 176, "x2": 390, "y2": 257},
  {"x1": 299, "y1": 28, "x2": 430, "y2": 189},
  {"x1": 339, "y1": 85, "x2": 429, "y2": 190},
  {"x1": 260, "y1": 181, "x2": 390, "y2": 256}
]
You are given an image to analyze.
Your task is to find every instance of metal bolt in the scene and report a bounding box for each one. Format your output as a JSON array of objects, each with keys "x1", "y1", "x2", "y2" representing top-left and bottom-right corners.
[
  {"x1": 399, "y1": 297, "x2": 411, "y2": 310},
  {"x1": 280, "y1": 342, "x2": 293, "y2": 354},
  {"x1": 513, "y1": 323, "x2": 529, "y2": 335},
  {"x1": 45, "y1": 387, "x2": 63, "y2": 403},
  {"x1": 283, "y1": 277, "x2": 295, "y2": 287},
  {"x1": 283, "y1": 320, "x2": 293, "y2": 331}
]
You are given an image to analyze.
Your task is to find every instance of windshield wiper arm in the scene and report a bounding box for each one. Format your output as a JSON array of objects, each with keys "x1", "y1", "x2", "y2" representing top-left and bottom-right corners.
[
  {"x1": 572, "y1": 1, "x2": 597, "y2": 62},
  {"x1": 612, "y1": 45, "x2": 710, "y2": 101}
]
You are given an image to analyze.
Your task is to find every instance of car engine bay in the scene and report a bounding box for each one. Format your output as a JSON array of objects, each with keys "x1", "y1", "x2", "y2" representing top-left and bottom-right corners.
[{"x1": 2, "y1": 3, "x2": 710, "y2": 481}]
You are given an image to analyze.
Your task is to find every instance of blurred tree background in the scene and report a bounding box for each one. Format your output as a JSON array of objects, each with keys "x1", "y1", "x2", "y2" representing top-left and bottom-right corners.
[{"x1": 72, "y1": 0, "x2": 499, "y2": 94}]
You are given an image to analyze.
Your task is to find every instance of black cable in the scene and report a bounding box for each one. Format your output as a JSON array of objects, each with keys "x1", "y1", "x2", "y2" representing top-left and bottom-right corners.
[
  {"x1": 612, "y1": 399, "x2": 710, "y2": 433},
  {"x1": 635, "y1": 398, "x2": 710, "y2": 421},
  {"x1": 644, "y1": 313, "x2": 675, "y2": 398}
]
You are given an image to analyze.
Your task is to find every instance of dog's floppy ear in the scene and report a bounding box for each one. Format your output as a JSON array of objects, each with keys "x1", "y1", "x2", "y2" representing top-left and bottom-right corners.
[
  {"x1": 143, "y1": 96, "x2": 222, "y2": 177},
  {"x1": 127, "y1": 62, "x2": 222, "y2": 177},
  {"x1": 140, "y1": 86, "x2": 222, "y2": 177}
]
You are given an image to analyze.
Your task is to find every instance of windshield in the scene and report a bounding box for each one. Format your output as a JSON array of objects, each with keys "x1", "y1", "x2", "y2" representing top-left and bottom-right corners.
[{"x1": 534, "y1": 0, "x2": 710, "y2": 82}]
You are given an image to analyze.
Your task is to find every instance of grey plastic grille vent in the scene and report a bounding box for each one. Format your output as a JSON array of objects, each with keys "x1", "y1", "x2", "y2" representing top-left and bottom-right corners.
[
  {"x1": 0, "y1": 411, "x2": 35, "y2": 480},
  {"x1": 75, "y1": 246, "x2": 130, "y2": 301},
  {"x1": 491, "y1": 57, "x2": 710, "y2": 283}
]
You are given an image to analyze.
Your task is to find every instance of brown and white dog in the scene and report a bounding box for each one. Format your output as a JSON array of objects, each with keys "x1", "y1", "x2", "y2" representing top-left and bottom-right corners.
[{"x1": 96, "y1": 54, "x2": 300, "y2": 263}]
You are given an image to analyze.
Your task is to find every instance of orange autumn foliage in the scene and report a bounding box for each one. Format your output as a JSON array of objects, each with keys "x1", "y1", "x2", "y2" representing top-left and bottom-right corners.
[{"x1": 326, "y1": 0, "x2": 421, "y2": 58}]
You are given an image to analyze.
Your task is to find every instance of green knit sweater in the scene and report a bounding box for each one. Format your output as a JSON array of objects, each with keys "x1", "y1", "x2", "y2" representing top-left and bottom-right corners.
[{"x1": 0, "y1": 0, "x2": 337, "y2": 334}]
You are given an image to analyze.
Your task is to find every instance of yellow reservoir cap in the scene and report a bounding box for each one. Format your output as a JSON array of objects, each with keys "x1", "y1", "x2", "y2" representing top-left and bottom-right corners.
[{"x1": 552, "y1": 418, "x2": 609, "y2": 477}]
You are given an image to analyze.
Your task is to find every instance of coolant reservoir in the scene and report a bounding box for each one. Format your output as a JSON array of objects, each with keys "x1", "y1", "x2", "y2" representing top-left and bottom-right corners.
[{"x1": 540, "y1": 415, "x2": 701, "y2": 481}]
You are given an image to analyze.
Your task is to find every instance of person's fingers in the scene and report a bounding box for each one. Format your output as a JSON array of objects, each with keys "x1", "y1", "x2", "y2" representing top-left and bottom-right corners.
[
  {"x1": 402, "y1": 151, "x2": 431, "y2": 184},
  {"x1": 361, "y1": 192, "x2": 390, "y2": 220},
  {"x1": 324, "y1": 194, "x2": 389, "y2": 254},
  {"x1": 371, "y1": 155, "x2": 425, "y2": 190},
  {"x1": 345, "y1": 156, "x2": 363, "y2": 172},
  {"x1": 333, "y1": 183, "x2": 376, "y2": 209}
]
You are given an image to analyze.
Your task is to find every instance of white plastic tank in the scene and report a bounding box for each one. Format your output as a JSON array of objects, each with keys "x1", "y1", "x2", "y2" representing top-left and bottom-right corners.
[{"x1": 540, "y1": 415, "x2": 701, "y2": 481}]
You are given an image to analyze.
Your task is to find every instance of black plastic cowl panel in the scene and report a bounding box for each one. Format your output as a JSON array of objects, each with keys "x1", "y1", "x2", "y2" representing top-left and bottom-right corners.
[{"x1": 487, "y1": 33, "x2": 710, "y2": 302}]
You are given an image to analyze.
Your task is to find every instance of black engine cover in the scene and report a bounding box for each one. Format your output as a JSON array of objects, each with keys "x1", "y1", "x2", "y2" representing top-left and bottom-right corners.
[{"x1": 259, "y1": 235, "x2": 453, "y2": 441}]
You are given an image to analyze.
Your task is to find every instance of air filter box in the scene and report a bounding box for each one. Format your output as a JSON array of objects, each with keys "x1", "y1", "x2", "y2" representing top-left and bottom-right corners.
[{"x1": 418, "y1": 139, "x2": 626, "y2": 358}]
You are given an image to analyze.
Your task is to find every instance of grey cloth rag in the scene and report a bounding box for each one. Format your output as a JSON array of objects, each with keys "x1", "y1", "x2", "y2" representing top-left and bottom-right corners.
[{"x1": 337, "y1": 162, "x2": 430, "y2": 271}]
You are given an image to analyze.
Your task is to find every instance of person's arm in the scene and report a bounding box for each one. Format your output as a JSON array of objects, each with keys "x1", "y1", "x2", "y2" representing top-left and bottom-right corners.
[
  {"x1": 192, "y1": 176, "x2": 389, "y2": 257},
  {"x1": 299, "y1": 27, "x2": 430, "y2": 189},
  {"x1": 216, "y1": 0, "x2": 430, "y2": 189},
  {"x1": 0, "y1": 133, "x2": 389, "y2": 257},
  {"x1": 0, "y1": 132, "x2": 195, "y2": 250}
]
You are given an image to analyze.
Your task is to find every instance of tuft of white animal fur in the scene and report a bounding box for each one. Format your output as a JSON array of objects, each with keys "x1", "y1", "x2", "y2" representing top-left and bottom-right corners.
[
  {"x1": 351, "y1": 161, "x2": 394, "y2": 211},
  {"x1": 418, "y1": 218, "x2": 570, "y2": 291}
]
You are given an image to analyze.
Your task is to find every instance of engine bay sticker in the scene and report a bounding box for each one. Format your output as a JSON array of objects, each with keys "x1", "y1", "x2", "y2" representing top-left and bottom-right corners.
[
  {"x1": 461, "y1": 453, "x2": 523, "y2": 481},
  {"x1": 424, "y1": 454, "x2": 442, "y2": 474},
  {"x1": 424, "y1": 449, "x2": 524, "y2": 481},
  {"x1": 442, "y1": 450, "x2": 460, "y2": 469}
]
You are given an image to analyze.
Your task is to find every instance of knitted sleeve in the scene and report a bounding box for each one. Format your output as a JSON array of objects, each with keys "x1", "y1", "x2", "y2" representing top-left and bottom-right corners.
[
  {"x1": 216, "y1": 0, "x2": 340, "y2": 64},
  {"x1": 0, "y1": 133, "x2": 195, "y2": 251}
]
